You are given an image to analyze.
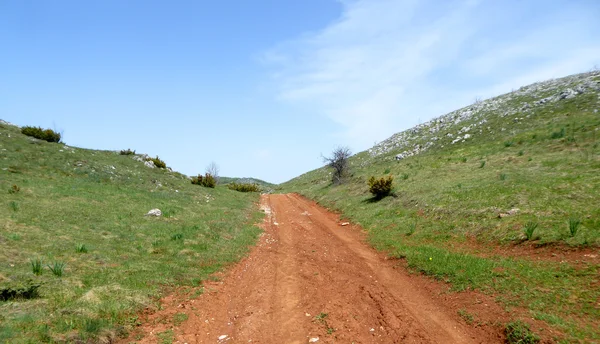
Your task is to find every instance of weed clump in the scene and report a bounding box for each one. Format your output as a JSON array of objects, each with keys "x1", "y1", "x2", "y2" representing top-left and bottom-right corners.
[
  {"x1": 0, "y1": 280, "x2": 41, "y2": 301},
  {"x1": 191, "y1": 173, "x2": 216, "y2": 188},
  {"x1": 21, "y1": 126, "x2": 61, "y2": 143},
  {"x1": 31, "y1": 259, "x2": 43, "y2": 275},
  {"x1": 75, "y1": 243, "x2": 88, "y2": 253},
  {"x1": 368, "y1": 175, "x2": 394, "y2": 199},
  {"x1": 8, "y1": 184, "x2": 20, "y2": 194},
  {"x1": 146, "y1": 156, "x2": 166, "y2": 169},
  {"x1": 523, "y1": 222, "x2": 538, "y2": 240},
  {"x1": 228, "y1": 182, "x2": 261, "y2": 193},
  {"x1": 568, "y1": 218, "x2": 581, "y2": 237},
  {"x1": 551, "y1": 128, "x2": 565, "y2": 139},
  {"x1": 47, "y1": 262, "x2": 66, "y2": 277},
  {"x1": 505, "y1": 321, "x2": 539, "y2": 344},
  {"x1": 119, "y1": 148, "x2": 135, "y2": 155}
]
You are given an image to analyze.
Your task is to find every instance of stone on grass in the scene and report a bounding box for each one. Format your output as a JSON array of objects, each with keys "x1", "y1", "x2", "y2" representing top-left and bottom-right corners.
[{"x1": 145, "y1": 209, "x2": 162, "y2": 217}]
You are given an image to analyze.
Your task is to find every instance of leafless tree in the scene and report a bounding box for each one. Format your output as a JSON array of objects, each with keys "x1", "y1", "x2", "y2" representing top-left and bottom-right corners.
[
  {"x1": 206, "y1": 161, "x2": 220, "y2": 183},
  {"x1": 322, "y1": 146, "x2": 351, "y2": 185}
]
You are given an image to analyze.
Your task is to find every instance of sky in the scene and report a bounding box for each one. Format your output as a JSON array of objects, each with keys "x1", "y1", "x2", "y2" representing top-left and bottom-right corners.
[{"x1": 2, "y1": 0, "x2": 599, "y2": 184}]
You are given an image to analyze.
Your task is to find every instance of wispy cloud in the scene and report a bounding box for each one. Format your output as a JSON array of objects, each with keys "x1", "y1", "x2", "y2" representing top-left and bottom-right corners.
[{"x1": 263, "y1": 0, "x2": 600, "y2": 149}]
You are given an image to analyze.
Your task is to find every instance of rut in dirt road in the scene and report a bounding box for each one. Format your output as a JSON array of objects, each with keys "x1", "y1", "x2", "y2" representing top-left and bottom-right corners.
[{"x1": 131, "y1": 193, "x2": 503, "y2": 343}]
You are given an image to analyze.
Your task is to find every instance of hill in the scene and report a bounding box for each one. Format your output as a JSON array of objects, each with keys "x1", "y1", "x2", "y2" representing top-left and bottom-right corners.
[
  {"x1": 219, "y1": 176, "x2": 276, "y2": 192},
  {"x1": 281, "y1": 71, "x2": 600, "y2": 341},
  {"x1": 0, "y1": 122, "x2": 262, "y2": 343}
]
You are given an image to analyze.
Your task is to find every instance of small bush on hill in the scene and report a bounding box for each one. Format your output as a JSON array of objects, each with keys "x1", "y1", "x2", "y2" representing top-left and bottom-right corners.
[
  {"x1": 21, "y1": 126, "x2": 61, "y2": 143},
  {"x1": 191, "y1": 173, "x2": 216, "y2": 188},
  {"x1": 368, "y1": 175, "x2": 394, "y2": 198},
  {"x1": 146, "y1": 156, "x2": 166, "y2": 169},
  {"x1": 120, "y1": 149, "x2": 135, "y2": 155},
  {"x1": 228, "y1": 182, "x2": 261, "y2": 192},
  {"x1": 323, "y1": 146, "x2": 351, "y2": 185}
]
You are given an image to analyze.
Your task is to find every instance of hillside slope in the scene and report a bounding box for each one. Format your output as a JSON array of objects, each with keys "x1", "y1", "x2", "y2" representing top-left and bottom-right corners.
[
  {"x1": 281, "y1": 71, "x2": 600, "y2": 341},
  {"x1": 0, "y1": 122, "x2": 262, "y2": 343}
]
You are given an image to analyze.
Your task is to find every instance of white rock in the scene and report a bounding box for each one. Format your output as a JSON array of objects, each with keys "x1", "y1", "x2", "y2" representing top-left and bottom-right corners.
[
  {"x1": 218, "y1": 335, "x2": 228, "y2": 340},
  {"x1": 309, "y1": 338, "x2": 319, "y2": 343},
  {"x1": 144, "y1": 160, "x2": 155, "y2": 168},
  {"x1": 145, "y1": 209, "x2": 162, "y2": 217}
]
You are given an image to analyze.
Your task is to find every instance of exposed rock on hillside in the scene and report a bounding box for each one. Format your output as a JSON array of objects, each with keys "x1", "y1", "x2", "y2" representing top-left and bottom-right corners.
[{"x1": 368, "y1": 71, "x2": 600, "y2": 160}]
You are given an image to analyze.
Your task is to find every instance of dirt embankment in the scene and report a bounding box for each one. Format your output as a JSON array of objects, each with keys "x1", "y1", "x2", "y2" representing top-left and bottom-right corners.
[{"x1": 127, "y1": 194, "x2": 521, "y2": 343}]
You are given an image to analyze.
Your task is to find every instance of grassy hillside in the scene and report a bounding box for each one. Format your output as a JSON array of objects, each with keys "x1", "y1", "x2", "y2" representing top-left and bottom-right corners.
[
  {"x1": 0, "y1": 122, "x2": 262, "y2": 343},
  {"x1": 281, "y1": 71, "x2": 600, "y2": 342},
  {"x1": 219, "y1": 176, "x2": 276, "y2": 191}
]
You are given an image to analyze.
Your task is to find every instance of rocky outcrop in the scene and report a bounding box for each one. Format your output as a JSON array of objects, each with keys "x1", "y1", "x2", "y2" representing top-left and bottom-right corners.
[{"x1": 369, "y1": 71, "x2": 600, "y2": 159}]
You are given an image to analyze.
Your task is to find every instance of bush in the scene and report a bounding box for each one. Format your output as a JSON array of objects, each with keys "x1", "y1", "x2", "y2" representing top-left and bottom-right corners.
[
  {"x1": 323, "y1": 146, "x2": 351, "y2": 185},
  {"x1": 120, "y1": 149, "x2": 135, "y2": 155},
  {"x1": 146, "y1": 156, "x2": 166, "y2": 169},
  {"x1": 368, "y1": 175, "x2": 394, "y2": 198},
  {"x1": 228, "y1": 182, "x2": 261, "y2": 192},
  {"x1": 21, "y1": 126, "x2": 61, "y2": 143},
  {"x1": 191, "y1": 173, "x2": 216, "y2": 188}
]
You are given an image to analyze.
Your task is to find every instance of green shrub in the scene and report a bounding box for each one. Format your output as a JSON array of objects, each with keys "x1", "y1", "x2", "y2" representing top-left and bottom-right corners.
[
  {"x1": 505, "y1": 321, "x2": 539, "y2": 344},
  {"x1": 191, "y1": 173, "x2": 216, "y2": 188},
  {"x1": 21, "y1": 126, "x2": 61, "y2": 143},
  {"x1": 368, "y1": 175, "x2": 394, "y2": 198},
  {"x1": 120, "y1": 149, "x2": 135, "y2": 155},
  {"x1": 146, "y1": 156, "x2": 166, "y2": 169},
  {"x1": 504, "y1": 141, "x2": 514, "y2": 147},
  {"x1": 228, "y1": 182, "x2": 261, "y2": 193}
]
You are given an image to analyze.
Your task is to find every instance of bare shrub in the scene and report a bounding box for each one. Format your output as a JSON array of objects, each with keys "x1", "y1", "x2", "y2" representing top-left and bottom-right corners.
[{"x1": 323, "y1": 146, "x2": 351, "y2": 185}]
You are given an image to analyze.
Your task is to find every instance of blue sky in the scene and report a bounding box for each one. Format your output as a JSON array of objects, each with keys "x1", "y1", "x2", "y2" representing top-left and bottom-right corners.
[{"x1": 2, "y1": 0, "x2": 599, "y2": 183}]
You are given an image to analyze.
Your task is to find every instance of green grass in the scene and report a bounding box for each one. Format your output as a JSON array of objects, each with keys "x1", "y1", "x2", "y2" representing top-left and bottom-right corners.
[
  {"x1": 280, "y1": 72, "x2": 600, "y2": 342},
  {"x1": 523, "y1": 222, "x2": 538, "y2": 241},
  {"x1": 505, "y1": 321, "x2": 539, "y2": 344},
  {"x1": 0, "y1": 123, "x2": 263, "y2": 343}
]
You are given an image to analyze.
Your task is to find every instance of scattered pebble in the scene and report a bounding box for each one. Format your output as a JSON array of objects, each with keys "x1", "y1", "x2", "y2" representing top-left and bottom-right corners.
[
  {"x1": 218, "y1": 334, "x2": 228, "y2": 340},
  {"x1": 309, "y1": 338, "x2": 319, "y2": 343},
  {"x1": 340, "y1": 222, "x2": 350, "y2": 226}
]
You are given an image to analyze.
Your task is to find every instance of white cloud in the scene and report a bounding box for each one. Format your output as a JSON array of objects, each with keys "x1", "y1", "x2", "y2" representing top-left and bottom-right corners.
[{"x1": 264, "y1": 0, "x2": 600, "y2": 150}]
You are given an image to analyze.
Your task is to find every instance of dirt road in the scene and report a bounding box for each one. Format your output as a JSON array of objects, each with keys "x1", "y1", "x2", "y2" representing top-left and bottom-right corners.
[{"x1": 130, "y1": 194, "x2": 506, "y2": 343}]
